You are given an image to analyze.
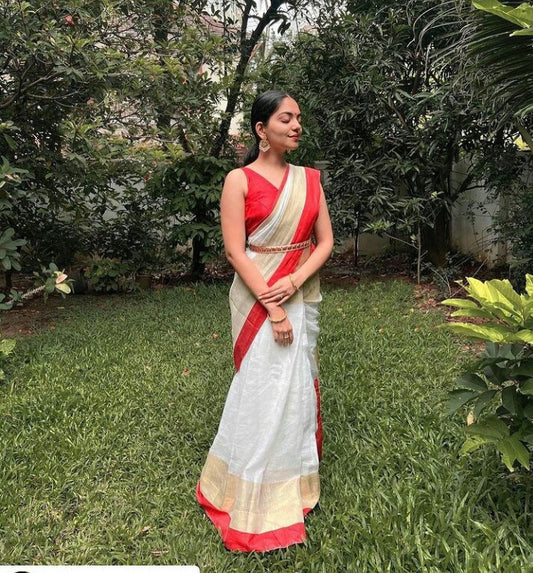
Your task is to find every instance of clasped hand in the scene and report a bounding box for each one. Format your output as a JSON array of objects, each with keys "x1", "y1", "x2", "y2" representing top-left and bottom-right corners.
[{"x1": 258, "y1": 275, "x2": 297, "y2": 305}]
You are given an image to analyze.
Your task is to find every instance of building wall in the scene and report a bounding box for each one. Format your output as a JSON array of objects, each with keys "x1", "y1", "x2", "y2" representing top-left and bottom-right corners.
[
  {"x1": 451, "y1": 154, "x2": 532, "y2": 267},
  {"x1": 450, "y1": 159, "x2": 508, "y2": 266}
]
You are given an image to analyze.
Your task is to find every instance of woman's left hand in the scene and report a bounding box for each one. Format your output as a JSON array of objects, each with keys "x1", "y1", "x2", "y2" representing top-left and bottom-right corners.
[{"x1": 258, "y1": 275, "x2": 298, "y2": 305}]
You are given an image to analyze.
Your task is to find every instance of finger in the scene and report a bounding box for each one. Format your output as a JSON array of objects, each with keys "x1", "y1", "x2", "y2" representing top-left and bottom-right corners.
[
  {"x1": 260, "y1": 292, "x2": 283, "y2": 302},
  {"x1": 258, "y1": 288, "x2": 276, "y2": 299}
]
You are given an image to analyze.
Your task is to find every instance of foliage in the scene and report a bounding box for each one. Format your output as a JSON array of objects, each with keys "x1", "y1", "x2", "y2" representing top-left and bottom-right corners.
[
  {"x1": 0, "y1": 228, "x2": 26, "y2": 272},
  {"x1": 0, "y1": 337, "x2": 16, "y2": 382},
  {"x1": 149, "y1": 154, "x2": 233, "y2": 269},
  {"x1": 1, "y1": 0, "x2": 316, "y2": 277},
  {"x1": 443, "y1": 275, "x2": 533, "y2": 471},
  {"x1": 260, "y1": 0, "x2": 522, "y2": 273},
  {"x1": 472, "y1": 0, "x2": 533, "y2": 121},
  {"x1": 424, "y1": 0, "x2": 533, "y2": 150},
  {"x1": 32, "y1": 263, "x2": 73, "y2": 301},
  {"x1": 84, "y1": 257, "x2": 132, "y2": 293}
]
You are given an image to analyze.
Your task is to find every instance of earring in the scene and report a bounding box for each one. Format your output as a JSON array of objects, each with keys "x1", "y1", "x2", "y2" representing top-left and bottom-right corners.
[{"x1": 259, "y1": 138, "x2": 270, "y2": 152}]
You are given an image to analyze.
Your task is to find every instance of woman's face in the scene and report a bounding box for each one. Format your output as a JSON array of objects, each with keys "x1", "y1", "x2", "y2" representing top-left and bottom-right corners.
[{"x1": 257, "y1": 97, "x2": 302, "y2": 153}]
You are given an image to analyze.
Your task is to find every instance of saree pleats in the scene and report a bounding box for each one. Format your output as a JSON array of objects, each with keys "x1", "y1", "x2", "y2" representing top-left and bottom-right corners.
[{"x1": 197, "y1": 165, "x2": 323, "y2": 552}]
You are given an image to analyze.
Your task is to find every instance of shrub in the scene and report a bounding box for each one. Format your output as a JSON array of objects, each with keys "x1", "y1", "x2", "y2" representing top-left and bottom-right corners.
[{"x1": 443, "y1": 275, "x2": 533, "y2": 472}]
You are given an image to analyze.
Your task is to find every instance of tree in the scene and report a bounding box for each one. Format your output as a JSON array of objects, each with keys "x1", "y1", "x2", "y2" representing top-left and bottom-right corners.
[
  {"x1": 421, "y1": 0, "x2": 533, "y2": 286},
  {"x1": 260, "y1": 0, "x2": 525, "y2": 276},
  {"x1": 1, "y1": 0, "x2": 317, "y2": 279}
]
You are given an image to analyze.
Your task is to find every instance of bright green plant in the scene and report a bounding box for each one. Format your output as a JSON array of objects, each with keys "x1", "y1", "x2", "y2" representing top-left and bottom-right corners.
[
  {"x1": 32, "y1": 263, "x2": 73, "y2": 300},
  {"x1": 443, "y1": 275, "x2": 533, "y2": 471}
]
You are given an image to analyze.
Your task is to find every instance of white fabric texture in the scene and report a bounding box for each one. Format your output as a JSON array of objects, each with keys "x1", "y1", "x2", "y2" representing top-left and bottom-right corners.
[{"x1": 209, "y1": 299, "x2": 320, "y2": 485}]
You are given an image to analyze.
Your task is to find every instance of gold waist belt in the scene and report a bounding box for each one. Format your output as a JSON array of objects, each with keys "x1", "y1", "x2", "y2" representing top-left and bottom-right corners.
[{"x1": 248, "y1": 239, "x2": 311, "y2": 254}]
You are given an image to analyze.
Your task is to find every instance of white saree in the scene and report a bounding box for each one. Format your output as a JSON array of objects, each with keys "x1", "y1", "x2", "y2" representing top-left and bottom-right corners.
[{"x1": 197, "y1": 164, "x2": 323, "y2": 552}]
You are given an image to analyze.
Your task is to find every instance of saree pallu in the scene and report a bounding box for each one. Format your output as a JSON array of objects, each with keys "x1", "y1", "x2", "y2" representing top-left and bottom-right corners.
[{"x1": 197, "y1": 164, "x2": 323, "y2": 552}]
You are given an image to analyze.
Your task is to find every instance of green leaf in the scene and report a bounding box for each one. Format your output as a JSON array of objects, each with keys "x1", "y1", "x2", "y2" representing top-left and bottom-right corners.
[
  {"x1": 513, "y1": 358, "x2": 533, "y2": 377},
  {"x1": 446, "y1": 322, "x2": 513, "y2": 342},
  {"x1": 526, "y1": 274, "x2": 533, "y2": 297},
  {"x1": 55, "y1": 283, "x2": 71, "y2": 294},
  {"x1": 447, "y1": 389, "x2": 480, "y2": 414},
  {"x1": 485, "y1": 341, "x2": 501, "y2": 357},
  {"x1": 511, "y1": 25, "x2": 533, "y2": 36},
  {"x1": 502, "y1": 385, "x2": 520, "y2": 415},
  {"x1": 464, "y1": 415, "x2": 509, "y2": 440},
  {"x1": 3, "y1": 134, "x2": 17, "y2": 150},
  {"x1": 0, "y1": 338, "x2": 16, "y2": 356},
  {"x1": 498, "y1": 434, "x2": 530, "y2": 471},
  {"x1": 519, "y1": 378, "x2": 533, "y2": 396},
  {"x1": 456, "y1": 372, "x2": 488, "y2": 392},
  {"x1": 461, "y1": 435, "x2": 489, "y2": 455},
  {"x1": 474, "y1": 0, "x2": 533, "y2": 29},
  {"x1": 441, "y1": 298, "x2": 479, "y2": 309},
  {"x1": 474, "y1": 390, "x2": 498, "y2": 418},
  {"x1": 515, "y1": 330, "x2": 533, "y2": 344},
  {"x1": 449, "y1": 309, "x2": 495, "y2": 321}
]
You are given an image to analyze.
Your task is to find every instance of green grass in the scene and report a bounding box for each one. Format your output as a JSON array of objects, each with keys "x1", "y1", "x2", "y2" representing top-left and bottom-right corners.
[{"x1": 0, "y1": 280, "x2": 531, "y2": 571}]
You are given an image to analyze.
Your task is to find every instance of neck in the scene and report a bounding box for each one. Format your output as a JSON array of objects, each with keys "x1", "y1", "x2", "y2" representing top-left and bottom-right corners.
[{"x1": 254, "y1": 151, "x2": 287, "y2": 170}]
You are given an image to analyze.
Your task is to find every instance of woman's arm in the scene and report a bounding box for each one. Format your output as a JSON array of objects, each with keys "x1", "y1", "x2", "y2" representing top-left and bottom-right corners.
[
  {"x1": 258, "y1": 185, "x2": 333, "y2": 305},
  {"x1": 220, "y1": 169, "x2": 286, "y2": 321}
]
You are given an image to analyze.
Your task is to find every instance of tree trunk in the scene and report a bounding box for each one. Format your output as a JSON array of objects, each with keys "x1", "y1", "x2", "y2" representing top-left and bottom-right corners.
[
  {"x1": 421, "y1": 206, "x2": 451, "y2": 266},
  {"x1": 191, "y1": 235, "x2": 205, "y2": 279}
]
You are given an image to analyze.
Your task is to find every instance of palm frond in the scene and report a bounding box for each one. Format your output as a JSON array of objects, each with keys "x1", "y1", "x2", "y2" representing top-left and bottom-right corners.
[{"x1": 469, "y1": 7, "x2": 533, "y2": 119}]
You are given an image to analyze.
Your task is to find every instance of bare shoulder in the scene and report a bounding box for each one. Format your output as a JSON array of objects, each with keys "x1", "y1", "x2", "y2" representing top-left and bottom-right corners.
[
  {"x1": 221, "y1": 168, "x2": 248, "y2": 208},
  {"x1": 222, "y1": 168, "x2": 248, "y2": 199},
  {"x1": 224, "y1": 168, "x2": 247, "y2": 188}
]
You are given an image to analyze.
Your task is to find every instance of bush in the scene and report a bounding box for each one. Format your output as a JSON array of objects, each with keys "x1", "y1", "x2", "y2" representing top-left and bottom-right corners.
[
  {"x1": 84, "y1": 258, "x2": 133, "y2": 293},
  {"x1": 443, "y1": 275, "x2": 533, "y2": 472}
]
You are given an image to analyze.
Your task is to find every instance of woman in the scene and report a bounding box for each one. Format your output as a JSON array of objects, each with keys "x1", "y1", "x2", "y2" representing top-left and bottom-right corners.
[{"x1": 196, "y1": 90, "x2": 334, "y2": 552}]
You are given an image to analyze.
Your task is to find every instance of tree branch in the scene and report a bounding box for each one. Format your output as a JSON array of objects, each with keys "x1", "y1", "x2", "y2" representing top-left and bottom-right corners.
[{"x1": 210, "y1": 0, "x2": 288, "y2": 158}]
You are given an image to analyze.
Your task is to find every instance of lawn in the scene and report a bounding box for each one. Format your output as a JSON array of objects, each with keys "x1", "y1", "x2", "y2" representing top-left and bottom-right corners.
[{"x1": 0, "y1": 280, "x2": 531, "y2": 572}]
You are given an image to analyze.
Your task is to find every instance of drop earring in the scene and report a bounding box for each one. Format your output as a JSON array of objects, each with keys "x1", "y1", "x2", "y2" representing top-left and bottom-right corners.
[{"x1": 259, "y1": 138, "x2": 271, "y2": 152}]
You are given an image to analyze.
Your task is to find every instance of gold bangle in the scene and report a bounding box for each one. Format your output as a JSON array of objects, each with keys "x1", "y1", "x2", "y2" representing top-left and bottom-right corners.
[
  {"x1": 268, "y1": 310, "x2": 287, "y2": 324},
  {"x1": 289, "y1": 274, "x2": 299, "y2": 291}
]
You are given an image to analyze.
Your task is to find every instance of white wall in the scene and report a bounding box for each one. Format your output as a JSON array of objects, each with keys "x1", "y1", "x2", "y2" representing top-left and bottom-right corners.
[{"x1": 450, "y1": 159, "x2": 509, "y2": 266}]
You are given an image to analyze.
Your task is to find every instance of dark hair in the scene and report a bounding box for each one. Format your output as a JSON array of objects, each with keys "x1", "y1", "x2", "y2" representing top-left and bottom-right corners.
[{"x1": 242, "y1": 89, "x2": 290, "y2": 165}]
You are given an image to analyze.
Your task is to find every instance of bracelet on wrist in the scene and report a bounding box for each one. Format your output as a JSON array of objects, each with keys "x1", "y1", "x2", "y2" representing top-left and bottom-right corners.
[
  {"x1": 289, "y1": 274, "x2": 299, "y2": 291},
  {"x1": 268, "y1": 310, "x2": 287, "y2": 324}
]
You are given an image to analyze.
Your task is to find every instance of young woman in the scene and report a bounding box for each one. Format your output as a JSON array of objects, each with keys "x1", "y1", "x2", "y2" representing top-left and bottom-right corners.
[{"x1": 196, "y1": 90, "x2": 334, "y2": 552}]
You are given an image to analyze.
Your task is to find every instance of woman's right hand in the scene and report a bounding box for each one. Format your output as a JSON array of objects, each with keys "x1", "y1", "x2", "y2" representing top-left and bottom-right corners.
[{"x1": 268, "y1": 308, "x2": 294, "y2": 346}]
